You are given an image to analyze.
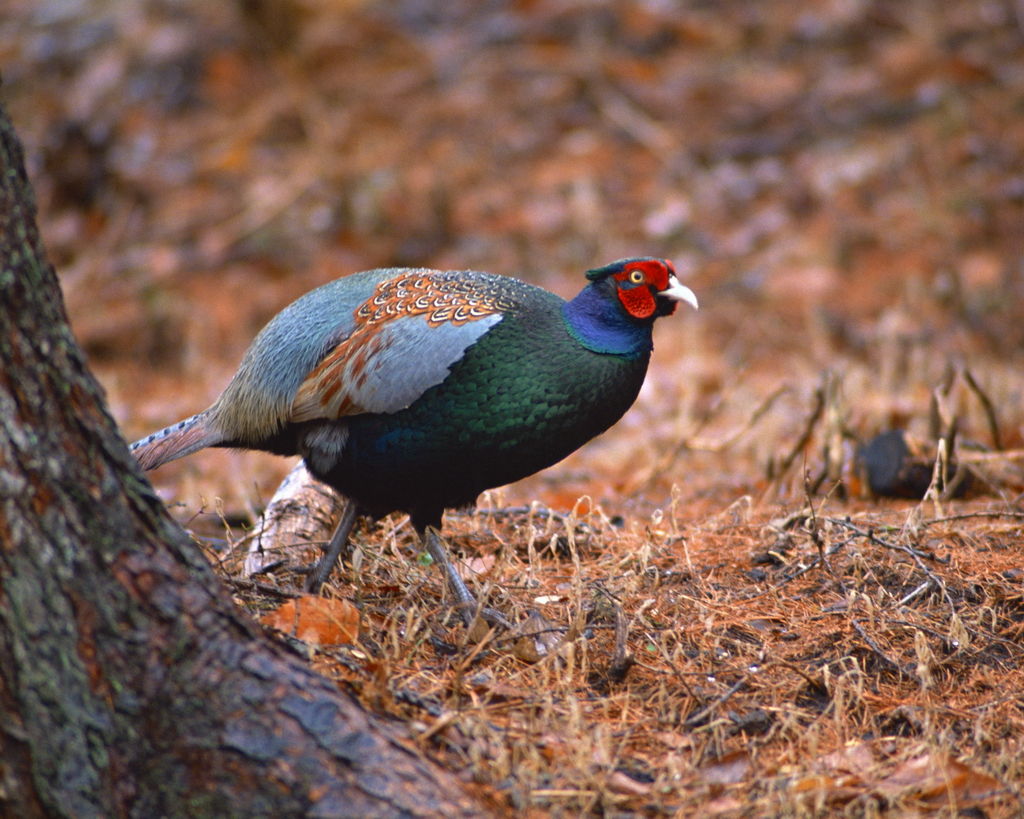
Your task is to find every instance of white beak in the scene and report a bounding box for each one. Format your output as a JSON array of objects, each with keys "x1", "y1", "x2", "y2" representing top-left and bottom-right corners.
[{"x1": 659, "y1": 274, "x2": 699, "y2": 311}]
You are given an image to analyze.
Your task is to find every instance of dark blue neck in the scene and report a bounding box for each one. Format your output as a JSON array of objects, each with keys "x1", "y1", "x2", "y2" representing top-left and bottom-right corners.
[{"x1": 562, "y1": 283, "x2": 653, "y2": 357}]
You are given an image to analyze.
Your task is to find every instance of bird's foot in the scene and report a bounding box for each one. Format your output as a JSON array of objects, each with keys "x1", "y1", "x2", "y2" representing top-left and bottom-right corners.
[{"x1": 456, "y1": 601, "x2": 513, "y2": 632}]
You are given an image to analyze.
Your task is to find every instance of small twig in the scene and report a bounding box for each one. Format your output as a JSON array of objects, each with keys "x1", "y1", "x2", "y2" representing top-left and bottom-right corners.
[
  {"x1": 776, "y1": 660, "x2": 826, "y2": 692},
  {"x1": 225, "y1": 577, "x2": 304, "y2": 599},
  {"x1": 683, "y1": 676, "x2": 748, "y2": 728},
  {"x1": 850, "y1": 619, "x2": 914, "y2": 679},
  {"x1": 826, "y1": 517, "x2": 955, "y2": 614},
  {"x1": 897, "y1": 579, "x2": 934, "y2": 607},
  {"x1": 817, "y1": 372, "x2": 847, "y2": 495},
  {"x1": 771, "y1": 534, "x2": 859, "y2": 590},
  {"x1": 963, "y1": 366, "x2": 1003, "y2": 450},
  {"x1": 920, "y1": 510, "x2": 1024, "y2": 526},
  {"x1": 687, "y1": 385, "x2": 790, "y2": 454},
  {"x1": 825, "y1": 517, "x2": 936, "y2": 562},
  {"x1": 922, "y1": 437, "x2": 950, "y2": 515},
  {"x1": 957, "y1": 448, "x2": 1024, "y2": 463},
  {"x1": 772, "y1": 386, "x2": 825, "y2": 484},
  {"x1": 803, "y1": 471, "x2": 836, "y2": 579},
  {"x1": 888, "y1": 619, "x2": 959, "y2": 646},
  {"x1": 608, "y1": 602, "x2": 634, "y2": 682}
]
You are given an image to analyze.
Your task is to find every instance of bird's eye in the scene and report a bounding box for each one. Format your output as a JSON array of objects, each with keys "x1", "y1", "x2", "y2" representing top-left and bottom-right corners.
[{"x1": 628, "y1": 269, "x2": 645, "y2": 284}]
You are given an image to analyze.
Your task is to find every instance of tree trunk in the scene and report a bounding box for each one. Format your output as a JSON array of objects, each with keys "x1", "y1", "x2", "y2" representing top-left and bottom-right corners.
[{"x1": 0, "y1": 105, "x2": 490, "y2": 818}]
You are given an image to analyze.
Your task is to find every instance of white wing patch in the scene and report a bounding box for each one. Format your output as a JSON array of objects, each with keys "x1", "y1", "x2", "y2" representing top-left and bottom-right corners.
[{"x1": 290, "y1": 312, "x2": 502, "y2": 421}]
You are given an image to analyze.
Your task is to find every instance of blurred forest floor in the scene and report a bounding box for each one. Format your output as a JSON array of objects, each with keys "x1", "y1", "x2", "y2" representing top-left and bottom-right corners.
[{"x1": 5, "y1": 0, "x2": 1024, "y2": 815}]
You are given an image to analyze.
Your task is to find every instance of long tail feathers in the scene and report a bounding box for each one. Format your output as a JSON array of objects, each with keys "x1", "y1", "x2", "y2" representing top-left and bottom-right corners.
[{"x1": 130, "y1": 411, "x2": 224, "y2": 471}]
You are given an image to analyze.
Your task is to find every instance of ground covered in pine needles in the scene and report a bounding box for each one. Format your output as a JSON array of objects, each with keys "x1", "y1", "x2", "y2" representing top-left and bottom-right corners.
[{"x1": 6, "y1": 0, "x2": 1024, "y2": 815}]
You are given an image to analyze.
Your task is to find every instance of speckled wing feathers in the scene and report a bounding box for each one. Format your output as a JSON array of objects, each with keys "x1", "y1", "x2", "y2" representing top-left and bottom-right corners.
[{"x1": 355, "y1": 272, "x2": 514, "y2": 326}]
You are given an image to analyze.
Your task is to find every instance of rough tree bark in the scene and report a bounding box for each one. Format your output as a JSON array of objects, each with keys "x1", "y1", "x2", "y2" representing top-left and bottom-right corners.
[{"x1": 0, "y1": 105, "x2": 490, "y2": 817}]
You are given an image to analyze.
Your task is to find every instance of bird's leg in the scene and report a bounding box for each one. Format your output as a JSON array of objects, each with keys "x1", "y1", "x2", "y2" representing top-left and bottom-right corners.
[
  {"x1": 422, "y1": 526, "x2": 512, "y2": 630},
  {"x1": 422, "y1": 525, "x2": 475, "y2": 608},
  {"x1": 305, "y1": 500, "x2": 360, "y2": 593}
]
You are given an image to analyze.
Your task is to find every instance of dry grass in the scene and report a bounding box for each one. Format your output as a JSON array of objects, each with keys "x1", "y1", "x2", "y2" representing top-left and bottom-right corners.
[{"x1": 209, "y1": 470, "x2": 1024, "y2": 816}]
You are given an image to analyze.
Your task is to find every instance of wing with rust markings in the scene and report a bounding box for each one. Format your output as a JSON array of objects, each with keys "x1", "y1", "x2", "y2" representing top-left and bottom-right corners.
[{"x1": 290, "y1": 310, "x2": 502, "y2": 420}]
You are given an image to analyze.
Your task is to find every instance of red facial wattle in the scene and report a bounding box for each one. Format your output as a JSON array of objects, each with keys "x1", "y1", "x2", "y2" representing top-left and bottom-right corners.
[
  {"x1": 617, "y1": 284, "x2": 657, "y2": 318},
  {"x1": 613, "y1": 259, "x2": 676, "y2": 319}
]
